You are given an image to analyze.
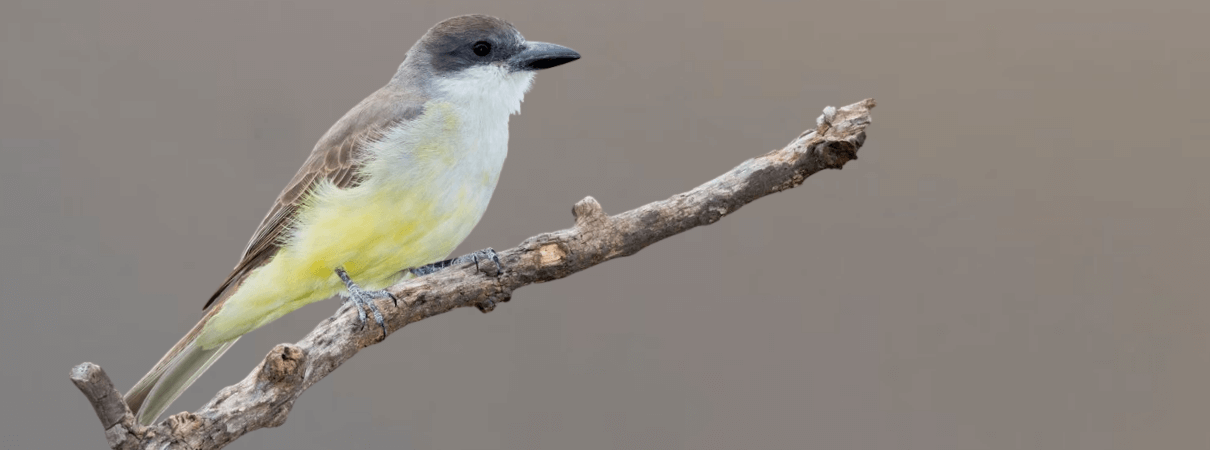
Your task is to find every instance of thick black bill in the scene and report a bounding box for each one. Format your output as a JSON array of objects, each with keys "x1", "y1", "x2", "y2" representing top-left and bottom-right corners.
[{"x1": 510, "y1": 41, "x2": 580, "y2": 71}]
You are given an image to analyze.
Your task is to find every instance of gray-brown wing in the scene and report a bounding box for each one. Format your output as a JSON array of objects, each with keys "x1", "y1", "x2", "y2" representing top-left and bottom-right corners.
[{"x1": 203, "y1": 93, "x2": 424, "y2": 310}]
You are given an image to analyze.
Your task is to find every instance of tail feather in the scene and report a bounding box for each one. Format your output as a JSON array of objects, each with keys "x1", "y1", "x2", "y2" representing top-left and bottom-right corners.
[
  {"x1": 125, "y1": 307, "x2": 239, "y2": 426},
  {"x1": 134, "y1": 338, "x2": 238, "y2": 425}
]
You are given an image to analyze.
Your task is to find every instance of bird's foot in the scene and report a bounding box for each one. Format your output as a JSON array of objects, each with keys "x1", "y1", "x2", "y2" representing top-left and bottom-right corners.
[
  {"x1": 410, "y1": 248, "x2": 503, "y2": 277},
  {"x1": 335, "y1": 266, "x2": 396, "y2": 339}
]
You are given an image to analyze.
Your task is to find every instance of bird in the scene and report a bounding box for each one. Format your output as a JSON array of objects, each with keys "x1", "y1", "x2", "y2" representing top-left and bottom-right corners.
[{"x1": 123, "y1": 14, "x2": 580, "y2": 426}]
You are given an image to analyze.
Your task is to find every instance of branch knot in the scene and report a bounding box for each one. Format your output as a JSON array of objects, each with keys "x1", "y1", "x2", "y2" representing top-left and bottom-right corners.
[
  {"x1": 572, "y1": 196, "x2": 607, "y2": 229},
  {"x1": 167, "y1": 412, "x2": 203, "y2": 440},
  {"x1": 260, "y1": 344, "x2": 306, "y2": 384}
]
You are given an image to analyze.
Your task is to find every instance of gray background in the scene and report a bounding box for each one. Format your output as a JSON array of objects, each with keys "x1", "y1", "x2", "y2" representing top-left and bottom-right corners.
[{"x1": 2, "y1": 0, "x2": 1207, "y2": 448}]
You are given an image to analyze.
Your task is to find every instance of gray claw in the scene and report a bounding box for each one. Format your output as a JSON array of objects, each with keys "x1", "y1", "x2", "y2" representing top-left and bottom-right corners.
[
  {"x1": 335, "y1": 267, "x2": 391, "y2": 339},
  {"x1": 410, "y1": 247, "x2": 504, "y2": 277},
  {"x1": 474, "y1": 248, "x2": 503, "y2": 274}
]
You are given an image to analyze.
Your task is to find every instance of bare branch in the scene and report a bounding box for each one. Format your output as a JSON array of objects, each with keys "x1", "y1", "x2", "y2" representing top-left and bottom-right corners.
[
  {"x1": 71, "y1": 363, "x2": 140, "y2": 446},
  {"x1": 72, "y1": 99, "x2": 875, "y2": 449}
]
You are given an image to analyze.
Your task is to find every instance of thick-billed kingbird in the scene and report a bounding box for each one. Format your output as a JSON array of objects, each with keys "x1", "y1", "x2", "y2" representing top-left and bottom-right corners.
[{"x1": 124, "y1": 14, "x2": 580, "y2": 425}]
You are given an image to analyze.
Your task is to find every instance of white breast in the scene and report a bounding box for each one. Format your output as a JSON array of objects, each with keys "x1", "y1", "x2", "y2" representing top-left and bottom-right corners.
[
  {"x1": 363, "y1": 64, "x2": 535, "y2": 188},
  {"x1": 433, "y1": 63, "x2": 536, "y2": 180}
]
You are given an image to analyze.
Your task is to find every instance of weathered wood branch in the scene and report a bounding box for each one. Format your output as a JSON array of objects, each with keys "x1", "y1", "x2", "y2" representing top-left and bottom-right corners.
[{"x1": 72, "y1": 98, "x2": 875, "y2": 449}]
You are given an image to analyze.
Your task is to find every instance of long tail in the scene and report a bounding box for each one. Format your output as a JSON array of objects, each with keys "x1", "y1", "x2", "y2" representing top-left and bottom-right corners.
[{"x1": 124, "y1": 309, "x2": 239, "y2": 426}]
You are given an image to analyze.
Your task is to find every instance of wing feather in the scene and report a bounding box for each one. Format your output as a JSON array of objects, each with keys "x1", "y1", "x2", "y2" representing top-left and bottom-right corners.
[{"x1": 202, "y1": 90, "x2": 424, "y2": 309}]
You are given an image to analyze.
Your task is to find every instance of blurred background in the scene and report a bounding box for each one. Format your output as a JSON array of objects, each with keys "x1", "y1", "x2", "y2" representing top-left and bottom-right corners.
[{"x1": 3, "y1": 0, "x2": 1208, "y2": 448}]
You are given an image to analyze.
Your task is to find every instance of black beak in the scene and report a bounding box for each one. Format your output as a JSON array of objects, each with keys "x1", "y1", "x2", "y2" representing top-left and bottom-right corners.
[{"x1": 510, "y1": 41, "x2": 580, "y2": 71}]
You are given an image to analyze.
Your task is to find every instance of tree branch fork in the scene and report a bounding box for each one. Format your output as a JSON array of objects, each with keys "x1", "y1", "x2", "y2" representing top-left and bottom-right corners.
[{"x1": 71, "y1": 99, "x2": 875, "y2": 450}]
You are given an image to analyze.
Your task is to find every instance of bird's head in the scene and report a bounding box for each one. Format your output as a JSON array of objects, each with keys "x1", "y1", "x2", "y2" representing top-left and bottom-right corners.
[{"x1": 398, "y1": 15, "x2": 580, "y2": 115}]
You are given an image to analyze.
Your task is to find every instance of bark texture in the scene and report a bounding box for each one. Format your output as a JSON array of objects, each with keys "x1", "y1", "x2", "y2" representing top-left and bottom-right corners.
[{"x1": 72, "y1": 98, "x2": 875, "y2": 450}]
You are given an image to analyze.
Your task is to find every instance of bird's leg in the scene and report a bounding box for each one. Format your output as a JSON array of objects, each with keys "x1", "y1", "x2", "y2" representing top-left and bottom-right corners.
[
  {"x1": 410, "y1": 248, "x2": 503, "y2": 277},
  {"x1": 335, "y1": 266, "x2": 397, "y2": 338}
]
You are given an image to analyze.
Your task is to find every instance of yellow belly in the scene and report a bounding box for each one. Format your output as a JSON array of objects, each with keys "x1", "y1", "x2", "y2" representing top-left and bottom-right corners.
[{"x1": 199, "y1": 102, "x2": 500, "y2": 348}]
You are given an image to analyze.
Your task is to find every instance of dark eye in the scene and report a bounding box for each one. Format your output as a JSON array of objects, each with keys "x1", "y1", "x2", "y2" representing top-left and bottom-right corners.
[{"x1": 472, "y1": 41, "x2": 492, "y2": 57}]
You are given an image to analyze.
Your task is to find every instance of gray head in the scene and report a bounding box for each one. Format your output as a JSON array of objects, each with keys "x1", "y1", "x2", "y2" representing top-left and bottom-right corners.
[{"x1": 394, "y1": 15, "x2": 579, "y2": 108}]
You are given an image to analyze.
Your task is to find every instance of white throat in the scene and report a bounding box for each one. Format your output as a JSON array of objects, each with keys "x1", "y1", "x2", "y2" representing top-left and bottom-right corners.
[
  {"x1": 364, "y1": 64, "x2": 536, "y2": 192},
  {"x1": 426, "y1": 64, "x2": 535, "y2": 185},
  {"x1": 434, "y1": 64, "x2": 535, "y2": 118}
]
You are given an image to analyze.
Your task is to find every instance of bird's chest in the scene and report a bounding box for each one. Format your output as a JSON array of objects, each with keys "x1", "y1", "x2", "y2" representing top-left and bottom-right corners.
[
  {"x1": 347, "y1": 104, "x2": 509, "y2": 266},
  {"x1": 405, "y1": 106, "x2": 509, "y2": 213}
]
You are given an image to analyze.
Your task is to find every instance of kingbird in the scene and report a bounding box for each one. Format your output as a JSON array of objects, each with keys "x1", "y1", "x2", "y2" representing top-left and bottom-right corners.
[{"x1": 124, "y1": 14, "x2": 579, "y2": 425}]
